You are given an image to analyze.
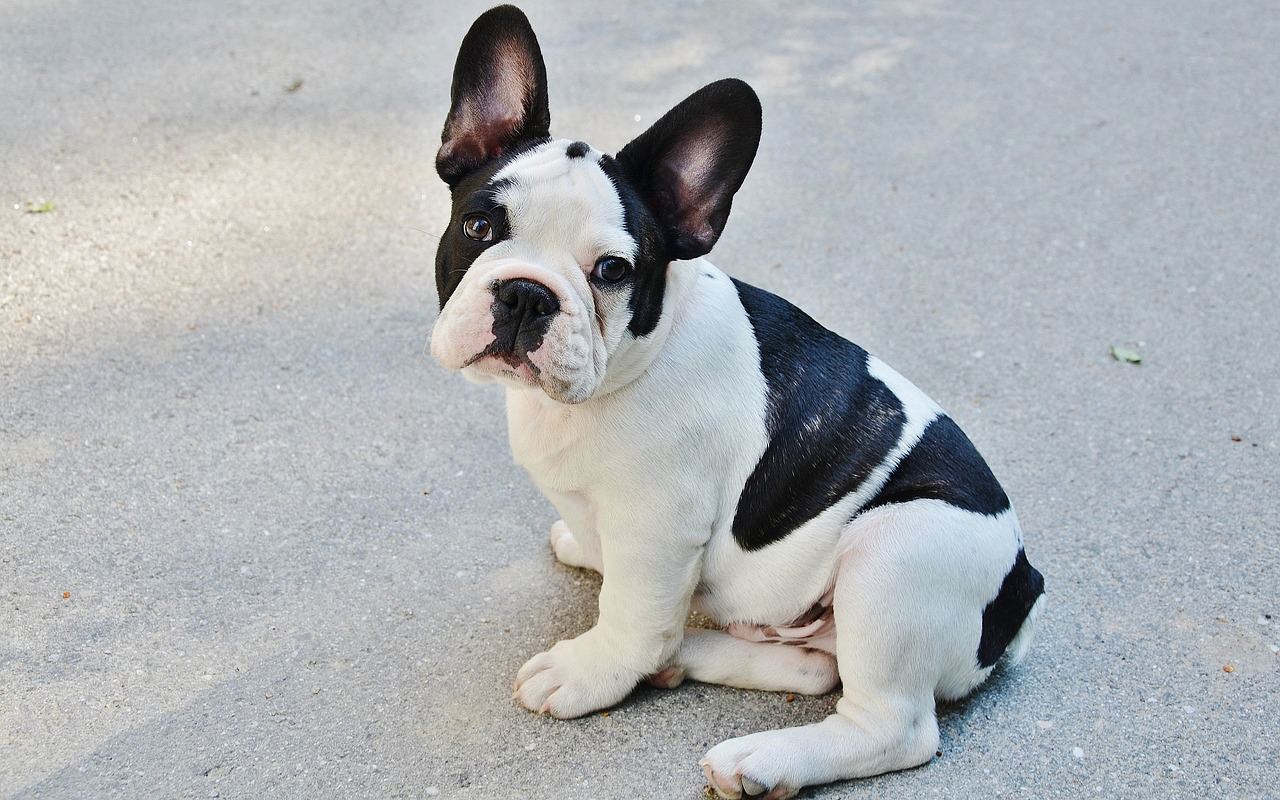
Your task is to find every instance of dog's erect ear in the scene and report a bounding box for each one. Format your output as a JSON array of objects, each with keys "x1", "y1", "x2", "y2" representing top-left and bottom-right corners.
[
  {"x1": 615, "y1": 79, "x2": 761, "y2": 260},
  {"x1": 436, "y1": 5, "x2": 551, "y2": 186}
]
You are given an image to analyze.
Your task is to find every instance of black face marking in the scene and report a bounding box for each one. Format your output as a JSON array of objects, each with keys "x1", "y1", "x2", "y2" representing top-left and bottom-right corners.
[
  {"x1": 598, "y1": 155, "x2": 670, "y2": 337},
  {"x1": 860, "y1": 416, "x2": 1011, "y2": 517},
  {"x1": 434, "y1": 146, "x2": 540, "y2": 308},
  {"x1": 976, "y1": 549, "x2": 1044, "y2": 668},
  {"x1": 565, "y1": 140, "x2": 590, "y2": 159},
  {"x1": 476, "y1": 277, "x2": 560, "y2": 367},
  {"x1": 730, "y1": 280, "x2": 907, "y2": 551}
]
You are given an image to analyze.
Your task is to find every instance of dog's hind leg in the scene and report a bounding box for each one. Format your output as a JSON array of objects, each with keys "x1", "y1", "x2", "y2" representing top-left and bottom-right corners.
[
  {"x1": 542, "y1": 488, "x2": 604, "y2": 573},
  {"x1": 549, "y1": 519, "x2": 602, "y2": 572},
  {"x1": 700, "y1": 501, "x2": 1031, "y2": 799},
  {"x1": 647, "y1": 628, "x2": 838, "y2": 695}
]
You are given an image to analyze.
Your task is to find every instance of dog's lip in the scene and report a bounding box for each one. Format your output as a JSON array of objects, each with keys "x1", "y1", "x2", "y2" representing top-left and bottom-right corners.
[
  {"x1": 463, "y1": 348, "x2": 523, "y2": 369},
  {"x1": 463, "y1": 348, "x2": 542, "y2": 384}
]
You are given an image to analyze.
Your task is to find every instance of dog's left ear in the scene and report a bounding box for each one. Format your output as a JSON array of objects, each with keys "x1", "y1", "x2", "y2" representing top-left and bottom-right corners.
[
  {"x1": 615, "y1": 79, "x2": 762, "y2": 260},
  {"x1": 436, "y1": 5, "x2": 551, "y2": 187}
]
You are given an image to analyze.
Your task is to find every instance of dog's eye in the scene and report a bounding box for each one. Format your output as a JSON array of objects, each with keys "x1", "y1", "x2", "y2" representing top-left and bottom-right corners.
[
  {"x1": 461, "y1": 213, "x2": 493, "y2": 242},
  {"x1": 592, "y1": 256, "x2": 630, "y2": 283}
]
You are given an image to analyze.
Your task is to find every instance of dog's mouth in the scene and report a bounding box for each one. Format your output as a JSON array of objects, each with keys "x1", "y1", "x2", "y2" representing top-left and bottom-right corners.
[{"x1": 463, "y1": 342, "x2": 542, "y2": 386}]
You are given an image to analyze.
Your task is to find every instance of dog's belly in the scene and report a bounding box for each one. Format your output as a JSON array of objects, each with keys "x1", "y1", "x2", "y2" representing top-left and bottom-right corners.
[
  {"x1": 694, "y1": 507, "x2": 848, "y2": 632},
  {"x1": 724, "y1": 589, "x2": 837, "y2": 654}
]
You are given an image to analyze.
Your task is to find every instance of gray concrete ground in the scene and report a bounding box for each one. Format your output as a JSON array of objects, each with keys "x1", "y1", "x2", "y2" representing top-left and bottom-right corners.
[{"x1": 2, "y1": 1, "x2": 1277, "y2": 797}]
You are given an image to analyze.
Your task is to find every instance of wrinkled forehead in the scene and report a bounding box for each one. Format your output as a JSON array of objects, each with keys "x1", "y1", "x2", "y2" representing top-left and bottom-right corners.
[{"x1": 490, "y1": 139, "x2": 637, "y2": 262}]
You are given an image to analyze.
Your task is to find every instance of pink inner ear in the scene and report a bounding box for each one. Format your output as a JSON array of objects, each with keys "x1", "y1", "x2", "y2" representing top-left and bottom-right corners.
[
  {"x1": 442, "y1": 38, "x2": 536, "y2": 169},
  {"x1": 665, "y1": 123, "x2": 727, "y2": 208}
]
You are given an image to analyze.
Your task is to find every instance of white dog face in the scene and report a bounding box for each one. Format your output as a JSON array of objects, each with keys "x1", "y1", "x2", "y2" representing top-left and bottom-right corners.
[
  {"x1": 427, "y1": 9, "x2": 761, "y2": 403},
  {"x1": 430, "y1": 140, "x2": 654, "y2": 404}
]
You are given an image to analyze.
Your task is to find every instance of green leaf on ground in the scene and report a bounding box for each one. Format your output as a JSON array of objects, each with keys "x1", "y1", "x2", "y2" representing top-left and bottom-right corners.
[
  {"x1": 1110, "y1": 345, "x2": 1141, "y2": 364},
  {"x1": 25, "y1": 201, "x2": 55, "y2": 214}
]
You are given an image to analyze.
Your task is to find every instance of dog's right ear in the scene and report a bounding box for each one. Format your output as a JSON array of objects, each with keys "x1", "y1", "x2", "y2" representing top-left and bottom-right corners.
[{"x1": 436, "y1": 5, "x2": 550, "y2": 187}]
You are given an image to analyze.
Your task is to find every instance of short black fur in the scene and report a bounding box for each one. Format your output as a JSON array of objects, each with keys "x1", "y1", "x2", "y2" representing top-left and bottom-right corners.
[
  {"x1": 861, "y1": 416, "x2": 1011, "y2": 517},
  {"x1": 976, "y1": 549, "x2": 1044, "y2": 667},
  {"x1": 731, "y1": 280, "x2": 907, "y2": 551},
  {"x1": 598, "y1": 155, "x2": 672, "y2": 337},
  {"x1": 435, "y1": 148, "x2": 537, "y2": 307}
]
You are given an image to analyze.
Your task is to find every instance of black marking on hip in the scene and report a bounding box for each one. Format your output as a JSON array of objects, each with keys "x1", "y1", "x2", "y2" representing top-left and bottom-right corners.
[
  {"x1": 565, "y1": 140, "x2": 590, "y2": 158},
  {"x1": 976, "y1": 548, "x2": 1044, "y2": 668},
  {"x1": 730, "y1": 279, "x2": 906, "y2": 551},
  {"x1": 860, "y1": 415, "x2": 1010, "y2": 517}
]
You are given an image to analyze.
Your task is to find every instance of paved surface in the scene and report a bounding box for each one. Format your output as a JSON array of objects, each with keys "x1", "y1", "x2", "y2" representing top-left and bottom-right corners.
[{"x1": 2, "y1": 1, "x2": 1277, "y2": 797}]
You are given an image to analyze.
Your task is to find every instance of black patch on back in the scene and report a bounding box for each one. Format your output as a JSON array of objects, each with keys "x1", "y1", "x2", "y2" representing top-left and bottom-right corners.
[
  {"x1": 598, "y1": 155, "x2": 670, "y2": 337},
  {"x1": 730, "y1": 280, "x2": 907, "y2": 551},
  {"x1": 977, "y1": 548, "x2": 1044, "y2": 667},
  {"x1": 861, "y1": 416, "x2": 1011, "y2": 516},
  {"x1": 565, "y1": 140, "x2": 590, "y2": 159}
]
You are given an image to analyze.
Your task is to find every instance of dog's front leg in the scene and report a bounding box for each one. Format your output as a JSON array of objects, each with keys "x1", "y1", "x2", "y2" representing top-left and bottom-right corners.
[{"x1": 513, "y1": 501, "x2": 705, "y2": 718}]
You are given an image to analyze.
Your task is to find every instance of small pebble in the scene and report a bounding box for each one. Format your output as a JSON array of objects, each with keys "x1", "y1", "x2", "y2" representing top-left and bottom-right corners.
[
  {"x1": 425, "y1": 788, "x2": 440, "y2": 797},
  {"x1": 1223, "y1": 664, "x2": 1234, "y2": 673},
  {"x1": 1071, "y1": 747, "x2": 1084, "y2": 759},
  {"x1": 62, "y1": 591, "x2": 70, "y2": 599},
  {"x1": 785, "y1": 693, "x2": 796, "y2": 703}
]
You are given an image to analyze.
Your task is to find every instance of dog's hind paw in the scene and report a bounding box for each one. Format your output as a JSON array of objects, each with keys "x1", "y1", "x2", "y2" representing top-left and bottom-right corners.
[{"x1": 549, "y1": 520, "x2": 601, "y2": 572}]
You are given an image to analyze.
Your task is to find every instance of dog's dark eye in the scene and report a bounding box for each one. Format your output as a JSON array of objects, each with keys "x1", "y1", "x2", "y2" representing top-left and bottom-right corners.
[
  {"x1": 461, "y1": 213, "x2": 493, "y2": 242},
  {"x1": 592, "y1": 256, "x2": 630, "y2": 283}
]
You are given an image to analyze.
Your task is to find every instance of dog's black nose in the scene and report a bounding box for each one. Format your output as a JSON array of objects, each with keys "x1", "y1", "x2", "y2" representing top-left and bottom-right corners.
[
  {"x1": 496, "y1": 278, "x2": 560, "y2": 322},
  {"x1": 489, "y1": 278, "x2": 560, "y2": 359}
]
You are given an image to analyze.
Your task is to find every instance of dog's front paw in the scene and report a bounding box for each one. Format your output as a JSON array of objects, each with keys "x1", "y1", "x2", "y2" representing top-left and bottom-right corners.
[
  {"x1": 513, "y1": 633, "x2": 640, "y2": 718},
  {"x1": 700, "y1": 732, "x2": 801, "y2": 800}
]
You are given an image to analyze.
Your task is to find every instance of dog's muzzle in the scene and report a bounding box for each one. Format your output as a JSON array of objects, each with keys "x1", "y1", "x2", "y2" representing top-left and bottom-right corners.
[{"x1": 466, "y1": 277, "x2": 561, "y2": 368}]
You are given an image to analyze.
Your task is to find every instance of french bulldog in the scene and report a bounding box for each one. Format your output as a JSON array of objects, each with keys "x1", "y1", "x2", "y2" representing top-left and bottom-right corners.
[{"x1": 428, "y1": 6, "x2": 1045, "y2": 798}]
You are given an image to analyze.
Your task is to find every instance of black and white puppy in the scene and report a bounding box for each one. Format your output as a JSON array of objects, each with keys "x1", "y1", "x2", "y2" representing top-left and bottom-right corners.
[{"x1": 429, "y1": 7, "x2": 1045, "y2": 798}]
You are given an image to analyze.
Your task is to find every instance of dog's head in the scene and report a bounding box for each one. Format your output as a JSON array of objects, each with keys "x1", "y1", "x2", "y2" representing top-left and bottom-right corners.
[{"x1": 429, "y1": 5, "x2": 761, "y2": 404}]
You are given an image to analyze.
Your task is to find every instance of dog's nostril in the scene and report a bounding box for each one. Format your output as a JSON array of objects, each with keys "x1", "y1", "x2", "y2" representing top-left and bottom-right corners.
[
  {"x1": 496, "y1": 282, "x2": 521, "y2": 309},
  {"x1": 495, "y1": 278, "x2": 560, "y2": 319}
]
